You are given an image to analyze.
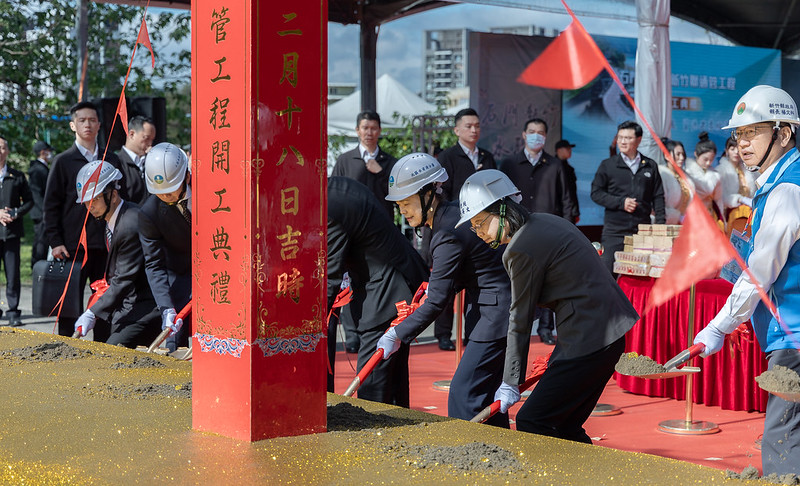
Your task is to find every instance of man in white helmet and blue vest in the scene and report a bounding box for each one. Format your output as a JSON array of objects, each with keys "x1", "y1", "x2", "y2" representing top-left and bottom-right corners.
[
  {"x1": 693, "y1": 85, "x2": 800, "y2": 475},
  {"x1": 73, "y1": 160, "x2": 161, "y2": 346},
  {"x1": 139, "y1": 142, "x2": 192, "y2": 352}
]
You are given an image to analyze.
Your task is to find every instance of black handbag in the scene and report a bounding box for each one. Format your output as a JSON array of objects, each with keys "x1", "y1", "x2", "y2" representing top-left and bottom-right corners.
[{"x1": 32, "y1": 260, "x2": 82, "y2": 318}]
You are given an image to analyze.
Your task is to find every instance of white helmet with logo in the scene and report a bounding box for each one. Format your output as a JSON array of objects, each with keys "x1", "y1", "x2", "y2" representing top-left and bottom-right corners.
[
  {"x1": 455, "y1": 170, "x2": 520, "y2": 228},
  {"x1": 144, "y1": 142, "x2": 189, "y2": 194},
  {"x1": 722, "y1": 85, "x2": 800, "y2": 130},
  {"x1": 75, "y1": 160, "x2": 123, "y2": 203},
  {"x1": 386, "y1": 153, "x2": 448, "y2": 201}
]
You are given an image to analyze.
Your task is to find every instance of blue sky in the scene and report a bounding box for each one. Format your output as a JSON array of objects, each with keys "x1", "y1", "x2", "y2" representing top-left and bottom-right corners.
[{"x1": 328, "y1": 3, "x2": 731, "y2": 95}]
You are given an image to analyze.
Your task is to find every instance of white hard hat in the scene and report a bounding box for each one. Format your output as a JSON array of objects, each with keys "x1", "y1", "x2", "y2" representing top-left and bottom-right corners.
[
  {"x1": 144, "y1": 142, "x2": 188, "y2": 194},
  {"x1": 386, "y1": 153, "x2": 448, "y2": 201},
  {"x1": 455, "y1": 169, "x2": 520, "y2": 228},
  {"x1": 722, "y1": 85, "x2": 800, "y2": 130},
  {"x1": 75, "y1": 160, "x2": 123, "y2": 203}
]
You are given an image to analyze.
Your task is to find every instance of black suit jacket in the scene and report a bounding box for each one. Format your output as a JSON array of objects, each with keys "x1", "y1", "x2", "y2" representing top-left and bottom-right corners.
[
  {"x1": 393, "y1": 201, "x2": 511, "y2": 343},
  {"x1": 138, "y1": 194, "x2": 192, "y2": 311},
  {"x1": 0, "y1": 166, "x2": 33, "y2": 240},
  {"x1": 332, "y1": 147, "x2": 397, "y2": 218},
  {"x1": 499, "y1": 150, "x2": 576, "y2": 221},
  {"x1": 28, "y1": 159, "x2": 48, "y2": 222},
  {"x1": 44, "y1": 144, "x2": 125, "y2": 251},
  {"x1": 116, "y1": 149, "x2": 149, "y2": 205},
  {"x1": 327, "y1": 177, "x2": 429, "y2": 330},
  {"x1": 437, "y1": 144, "x2": 497, "y2": 202},
  {"x1": 590, "y1": 153, "x2": 666, "y2": 235},
  {"x1": 503, "y1": 214, "x2": 639, "y2": 384},
  {"x1": 90, "y1": 201, "x2": 158, "y2": 327}
]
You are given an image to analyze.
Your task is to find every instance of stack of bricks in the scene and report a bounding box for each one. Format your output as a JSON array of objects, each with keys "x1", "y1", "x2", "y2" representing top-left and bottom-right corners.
[{"x1": 613, "y1": 224, "x2": 681, "y2": 278}]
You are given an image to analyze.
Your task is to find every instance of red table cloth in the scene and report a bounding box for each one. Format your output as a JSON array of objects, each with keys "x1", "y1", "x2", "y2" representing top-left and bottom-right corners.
[{"x1": 615, "y1": 275, "x2": 768, "y2": 412}]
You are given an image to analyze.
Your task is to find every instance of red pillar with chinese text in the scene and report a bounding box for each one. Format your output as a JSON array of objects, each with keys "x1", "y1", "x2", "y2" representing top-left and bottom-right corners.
[{"x1": 191, "y1": 0, "x2": 328, "y2": 441}]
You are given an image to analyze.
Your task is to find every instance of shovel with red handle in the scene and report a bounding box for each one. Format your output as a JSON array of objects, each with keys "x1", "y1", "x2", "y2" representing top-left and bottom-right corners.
[
  {"x1": 146, "y1": 301, "x2": 192, "y2": 353},
  {"x1": 341, "y1": 282, "x2": 428, "y2": 398},
  {"x1": 662, "y1": 343, "x2": 705, "y2": 371},
  {"x1": 470, "y1": 352, "x2": 552, "y2": 423}
]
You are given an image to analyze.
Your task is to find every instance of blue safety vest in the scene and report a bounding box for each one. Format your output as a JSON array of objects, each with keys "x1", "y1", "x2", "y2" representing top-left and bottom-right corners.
[{"x1": 748, "y1": 147, "x2": 800, "y2": 352}]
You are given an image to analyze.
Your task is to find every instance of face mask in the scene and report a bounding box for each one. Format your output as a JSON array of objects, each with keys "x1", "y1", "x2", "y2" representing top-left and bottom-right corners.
[{"x1": 526, "y1": 133, "x2": 545, "y2": 151}]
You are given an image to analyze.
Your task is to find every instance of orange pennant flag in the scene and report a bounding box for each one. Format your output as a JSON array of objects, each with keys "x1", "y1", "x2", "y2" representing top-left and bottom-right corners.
[
  {"x1": 116, "y1": 90, "x2": 129, "y2": 136},
  {"x1": 517, "y1": 19, "x2": 605, "y2": 90},
  {"x1": 137, "y1": 17, "x2": 155, "y2": 68},
  {"x1": 646, "y1": 197, "x2": 738, "y2": 313}
]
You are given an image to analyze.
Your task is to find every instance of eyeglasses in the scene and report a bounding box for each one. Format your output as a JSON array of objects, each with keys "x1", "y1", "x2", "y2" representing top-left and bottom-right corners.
[
  {"x1": 732, "y1": 125, "x2": 774, "y2": 141},
  {"x1": 617, "y1": 135, "x2": 637, "y2": 142},
  {"x1": 470, "y1": 213, "x2": 491, "y2": 233}
]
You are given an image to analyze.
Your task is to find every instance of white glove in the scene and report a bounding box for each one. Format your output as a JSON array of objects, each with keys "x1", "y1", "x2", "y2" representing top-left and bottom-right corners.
[
  {"x1": 75, "y1": 310, "x2": 96, "y2": 337},
  {"x1": 376, "y1": 327, "x2": 401, "y2": 360},
  {"x1": 494, "y1": 382, "x2": 521, "y2": 414},
  {"x1": 162, "y1": 308, "x2": 183, "y2": 336},
  {"x1": 693, "y1": 324, "x2": 726, "y2": 357}
]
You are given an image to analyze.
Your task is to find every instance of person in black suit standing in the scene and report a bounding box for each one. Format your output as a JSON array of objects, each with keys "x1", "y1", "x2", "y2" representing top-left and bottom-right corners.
[
  {"x1": 331, "y1": 111, "x2": 398, "y2": 219},
  {"x1": 0, "y1": 135, "x2": 33, "y2": 326},
  {"x1": 44, "y1": 101, "x2": 125, "y2": 337},
  {"x1": 437, "y1": 108, "x2": 497, "y2": 202},
  {"x1": 555, "y1": 139, "x2": 580, "y2": 224},
  {"x1": 499, "y1": 118, "x2": 577, "y2": 345},
  {"x1": 457, "y1": 170, "x2": 638, "y2": 444},
  {"x1": 377, "y1": 154, "x2": 512, "y2": 428},
  {"x1": 28, "y1": 140, "x2": 53, "y2": 268},
  {"x1": 591, "y1": 120, "x2": 666, "y2": 275},
  {"x1": 139, "y1": 142, "x2": 191, "y2": 352},
  {"x1": 72, "y1": 160, "x2": 160, "y2": 347},
  {"x1": 331, "y1": 110, "x2": 399, "y2": 354},
  {"x1": 116, "y1": 115, "x2": 156, "y2": 205},
  {"x1": 327, "y1": 176, "x2": 429, "y2": 405}
]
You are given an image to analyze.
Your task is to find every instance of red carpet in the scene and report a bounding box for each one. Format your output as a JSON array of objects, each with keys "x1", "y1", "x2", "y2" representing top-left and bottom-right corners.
[{"x1": 333, "y1": 338, "x2": 764, "y2": 474}]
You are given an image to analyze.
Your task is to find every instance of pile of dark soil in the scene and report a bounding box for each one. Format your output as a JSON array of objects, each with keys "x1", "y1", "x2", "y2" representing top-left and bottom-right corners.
[
  {"x1": 110, "y1": 355, "x2": 166, "y2": 369},
  {"x1": 755, "y1": 365, "x2": 800, "y2": 394},
  {"x1": 383, "y1": 440, "x2": 522, "y2": 473},
  {"x1": 84, "y1": 382, "x2": 192, "y2": 400},
  {"x1": 726, "y1": 465, "x2": 799, "y2": 484},
  {"x1": 2, "y1": 341, "x2": 92, "y2": 362},
  {"x1": 326, "y1": 402, "x2": 420, "y2": 431},
  {"x1": 615, "y1": 352, "x2": 665, "y2": 375}
]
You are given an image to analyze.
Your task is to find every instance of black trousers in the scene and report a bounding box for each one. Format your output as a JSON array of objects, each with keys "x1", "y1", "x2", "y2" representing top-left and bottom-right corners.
[
  {"x1": 0, "y1": 237, "x2": 21, "y2": 315},
  {"x1": 106, "y1": 307, "x2": 162, "y2": 349},
  {"x1": 31, "y1": 219, "x2": 48, "y2": 267},
  {"x1": 762, "y1": 349, "x2": 800, "y2": 476},
  {"x1": 56, "y1": 248, "x2": 108, "y2": 340},
  {"x1": 448, "y1": 337, "x2": 509, "y2": 428},
  {"x1": 536, "y1": 307, "x2": 554, "y2": 333},
  {"x1": 600, "y1": 233, "x2": 626, "y2": 276},
  {"x1": 515, "y1": 336, "x2": 626, "y2": 443}
]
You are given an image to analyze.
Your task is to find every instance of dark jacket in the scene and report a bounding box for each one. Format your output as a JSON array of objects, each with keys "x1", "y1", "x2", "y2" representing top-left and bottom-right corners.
[
  {"x1": 503, "y1": 214, "x2": 639, "y2": 384},
  {"x1": 437, "y1": 144, "x2": 497, "y2": 202},
  {"x1": 499, "y1": 150, "x2": 577, "y2": 221},
  {"x1": 327, "y1": 177, "x2": 429, "y2": 330},
  {"x1": 393, "y1": 201, "x2": 511, "y2": 343},
  {"x1": 332, "y1": 146, "x2": 397, "y2": 218},
  {"x1": 0, "y1": 166, "x2": 34, "y2": 240},
  {"x1": 560, "y1": 157, "x2": 580, "y2": 222},
  {"x1": 90, "y1": 201, "x2": 158, "y2": 328},
  {"x1": 590, "y1": 153, "x2": 666, "y2": 235},
  {"x1": 28, "y1": 159, "x2": 48, "y2": 222},
  {"x1": 43, "y1": 144, "x2": 125, "y2": 251},
  {"x1": 116, "y1": 149, "x2": 149, "y2": 205},
  {"x1": 138, "y1": 194, "x2": 192, "y2": 312}
]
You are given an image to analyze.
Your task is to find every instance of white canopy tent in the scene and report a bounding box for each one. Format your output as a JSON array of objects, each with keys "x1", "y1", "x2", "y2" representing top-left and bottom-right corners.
[{"x1": 328, "y1": 73, "x2": 437, "y2": 138}]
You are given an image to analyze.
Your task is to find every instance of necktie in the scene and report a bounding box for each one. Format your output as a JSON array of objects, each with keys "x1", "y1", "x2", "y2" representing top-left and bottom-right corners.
[
  {"x1": 178, "y1": 199, "x2": 192, "y2": 226},
  {"x1": 105, "y1": 226, "x2": 113, "y2": 251}
]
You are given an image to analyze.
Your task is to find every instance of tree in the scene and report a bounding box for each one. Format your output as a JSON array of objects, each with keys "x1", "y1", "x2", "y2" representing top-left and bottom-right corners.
[{"x1": 0, "y1": 1, "x2": 190, "y2": 168}]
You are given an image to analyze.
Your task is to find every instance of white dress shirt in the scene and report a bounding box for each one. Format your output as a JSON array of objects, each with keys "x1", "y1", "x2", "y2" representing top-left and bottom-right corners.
[
  {"x1": 459, "y1": 142, "x2": 480, "y2": 169},
  {"x1": 76, "y1": 142, "x2": 98, "y2": 162},
  {"x1": 621, "y1": 152, "x2": 641, "y2": 174}
]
